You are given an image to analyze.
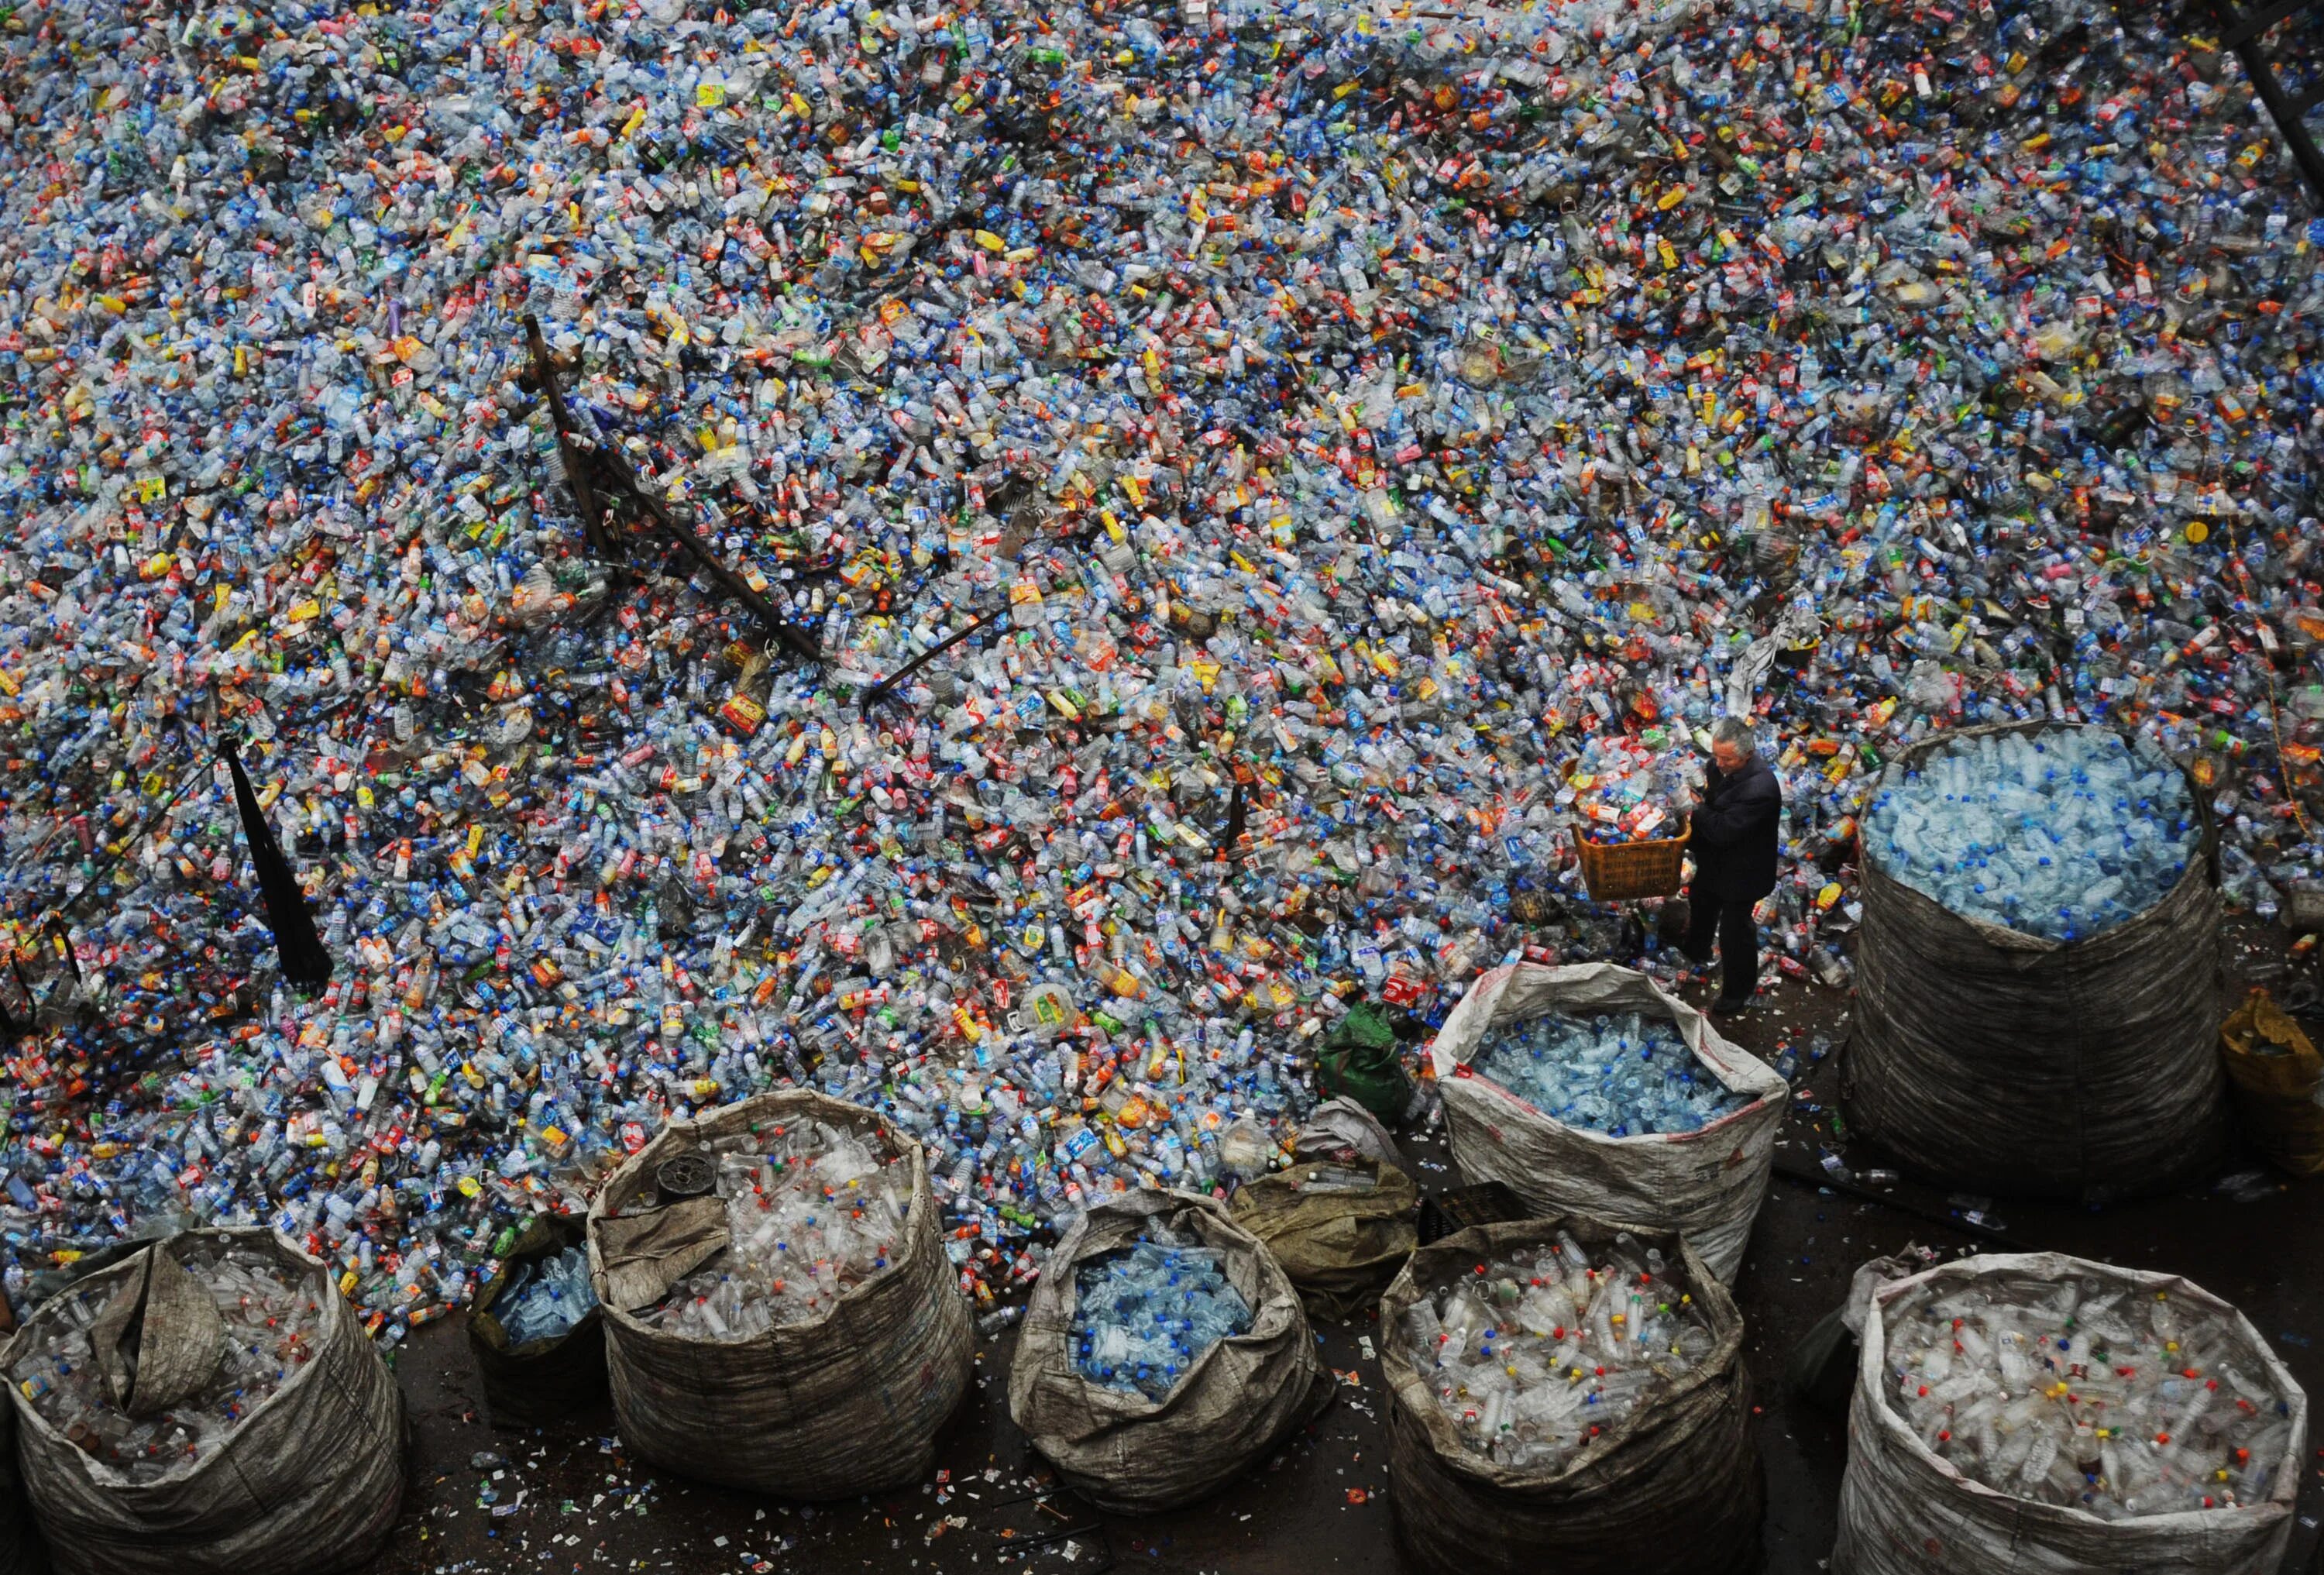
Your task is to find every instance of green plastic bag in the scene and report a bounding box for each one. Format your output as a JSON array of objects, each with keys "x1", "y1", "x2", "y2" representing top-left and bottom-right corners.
[{"x1": 1318, "y1": 1003, "x2": 1411, "y2": 1117}]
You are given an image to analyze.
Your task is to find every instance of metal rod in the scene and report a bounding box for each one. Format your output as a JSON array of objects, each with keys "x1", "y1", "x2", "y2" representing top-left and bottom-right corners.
[
  {"x1": 524, "y1": 314, "x2": 619, "y2": 561},
  {"x1": 860, "y1": 606, "x2": 1005, "y2": 708},
  {"x1": 2212, "y1": 0, "x2": 2324, "y2": 204},
  {"x1": 1768, "y1": 1154, "x2": 2030, "y2": 1249},
  {"x1": 2219, "y1": 0, "x2": 2317, "y2": 52},
  {"x1": 592, "y1": 445, "x2": 823, "y2": 663},
  {"x1": 517, "y1": 324, "x2": 815, "y2": 660}
]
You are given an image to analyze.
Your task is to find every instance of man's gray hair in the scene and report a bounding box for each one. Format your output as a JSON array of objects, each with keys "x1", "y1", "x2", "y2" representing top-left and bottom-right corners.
[{"x1": 1710, "y1": 717, "x2": 1758, "y2": 757}]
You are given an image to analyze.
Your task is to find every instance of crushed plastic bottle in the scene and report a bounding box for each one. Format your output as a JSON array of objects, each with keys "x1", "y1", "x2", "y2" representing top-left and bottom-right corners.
[
  {"x1": 1882, "y1": 1271, "x2": 2295, "y2": 1515},
  {"x1": 1475, "y1": 1009, "x2": 1752, "y2": 1135},
  {"x1": 1400, "y1": 1230, "x2": 1714, "y2": 1470}
]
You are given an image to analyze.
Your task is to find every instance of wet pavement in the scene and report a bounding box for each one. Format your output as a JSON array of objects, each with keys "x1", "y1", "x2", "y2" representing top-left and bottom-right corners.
[{"x1": 363, "y1": 921, "x2": 2324, "y2": 1575}]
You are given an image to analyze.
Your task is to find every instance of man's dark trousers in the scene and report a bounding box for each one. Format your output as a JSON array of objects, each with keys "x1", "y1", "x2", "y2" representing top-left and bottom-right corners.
[{"x1": 1683, "y1": 897, "x2": 1758, "y2": 1007}]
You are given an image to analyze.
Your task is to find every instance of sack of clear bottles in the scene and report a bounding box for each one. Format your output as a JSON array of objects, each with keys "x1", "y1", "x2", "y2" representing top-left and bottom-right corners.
[
  {"x1": 467, "y1": 1213, "x2": 607, "y2": 1429},
  {"x1": 1848, "y1": 722, "x2": 2231, "y2": 1202},
  {"x1": 1007, "y1": 1188, "x2": 1329, "y2": 1514},
  {"x1": 585, "y1": 1091, "x2": 971, "y2": 1499},
  {"x1": 1380, "y1": 1215, "x2": 1760, "y2": 1575},
  {"x1": 2, "y1": 1230, "x2": 404, "y2": 1575},
  {"x1": 1429, "y1": 962, "x2": 1786, "y2": 1281},
  {"x1": 1835, "y1": 1253, "x2": 2308, "y2": 1575}
]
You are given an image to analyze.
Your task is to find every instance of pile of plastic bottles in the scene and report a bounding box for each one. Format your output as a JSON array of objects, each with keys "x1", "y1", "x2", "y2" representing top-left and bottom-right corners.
[
  {"x1": 1401, "y1": 1232, "x2": 1715, "y2": 1470},
  {"x1": 641, "y1": 1119, "x2": 906, "y2": 1339},
  {"x1": 1564, "y1": 735, "x2": 1697, "y2": 846},
  {"x1": 0, "y1": 0, "x2": 2318, "y2": 1338},
  {"x1": 1476, "y1": 1010, "x2": 1752, "y2": 1135},
  {"x1": 7, "y1": 1243, "x2": 321, "y2": 1483},
  {"x1": 490, "y1": 1244, "x2": 597, "y2": 1346},
  {"x1": 1071, "y1": 1229, "x2": 1252, "y2": 1401},
  {"x1": 1865, "y1": 731, "x2": 2199, "y2": 939},
  {"x1": 1882, "y1": 1274, "x2": 2295, "y2": 1515}
]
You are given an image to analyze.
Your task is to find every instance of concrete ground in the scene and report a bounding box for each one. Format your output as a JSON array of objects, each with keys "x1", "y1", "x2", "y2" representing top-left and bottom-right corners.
[{"x1": 363, "y1": 922, "x2": 2324, "y2": 1575}]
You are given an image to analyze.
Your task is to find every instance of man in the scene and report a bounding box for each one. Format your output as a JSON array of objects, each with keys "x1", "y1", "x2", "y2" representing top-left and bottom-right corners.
[{"x1": 1683, "y1": 717, "x2": 1783, "y2": 1016}]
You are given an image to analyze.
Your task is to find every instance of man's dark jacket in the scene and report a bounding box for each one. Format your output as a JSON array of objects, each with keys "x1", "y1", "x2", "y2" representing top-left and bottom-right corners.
[{"x1": 1690, "y1": 754, "x2": 1783, "y2": 903}]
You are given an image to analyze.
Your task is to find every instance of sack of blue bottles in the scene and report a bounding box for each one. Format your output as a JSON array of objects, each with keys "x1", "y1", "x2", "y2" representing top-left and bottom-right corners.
[{"x1": 467, "y1": 1212, "x2": 607, "y2": 1429}]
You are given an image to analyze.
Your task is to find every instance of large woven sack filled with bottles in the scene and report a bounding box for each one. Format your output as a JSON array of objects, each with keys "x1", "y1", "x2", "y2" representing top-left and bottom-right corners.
[
  {"x1": 1008, "y1": 1188, "x2": 1331, "y2": 1513},
  {"x1": 1380, "y1": 1215, "x2": 1760, "y2": 1575},
  {"x1": 586, "y1": 1089, "x2": 971, "y2": 1498},
  {"x1": 466, "y1": 1212, "x2": 607, "y2": 1429},
  {"x1": 1228, "y1": 1154, "x2": 1418, "y2": 1322},
  {"x1": 2217, "y1": 986, "x2": 2324, "y2": 1178},
  {"x1": 1844, "y1": 720, "x2": 2229, "y2": 1202},
  {"x1": 1834, "y1": 1251, "x2": 2305, "y2": 1574},
  {"x1": 2, "y1": 1229, "x2": 404, "y2": 1575},
  {"x1": 1430, "y1": 961, "x2": 1786, "y2": 1282}
]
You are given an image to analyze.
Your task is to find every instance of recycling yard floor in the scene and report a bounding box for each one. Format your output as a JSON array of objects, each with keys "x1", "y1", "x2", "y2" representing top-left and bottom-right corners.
[{"x1": 368, "y1": 923, "x2": 2324, "y2": 1575}]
